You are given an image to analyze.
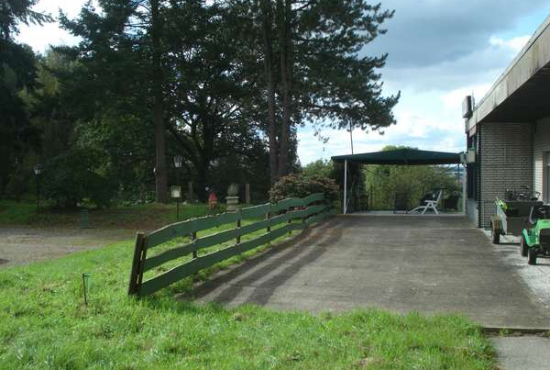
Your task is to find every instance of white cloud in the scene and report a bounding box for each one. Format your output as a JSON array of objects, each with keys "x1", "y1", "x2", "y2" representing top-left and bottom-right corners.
[
  {"x1": 489, "y1": 35, "x2": 531, "y2": 52},
  {"x1": 15, "y1": 0, "x2": 87, "y2": 53},
  {"x1": 298, "y1": 31, "x2": 533, "y2": 165},
  {"x1": 368, "y1": 0, "x2": 549, "y2": 67},
  {"x1": 17, "y1": 22, "x2": 81, "y2": 52},
  {"x1": 441, "y1": 84, "x2": 492, "y2": 110}
]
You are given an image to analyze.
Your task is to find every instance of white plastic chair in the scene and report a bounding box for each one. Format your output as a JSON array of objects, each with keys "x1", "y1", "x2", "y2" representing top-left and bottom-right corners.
[{"x1": 410, "y1": 190, "x2": 443, "y2": 215}]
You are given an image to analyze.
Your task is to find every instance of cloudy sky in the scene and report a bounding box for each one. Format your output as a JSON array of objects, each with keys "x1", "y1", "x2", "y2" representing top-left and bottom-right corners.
[{"x1": 16, "y1": 0, "x2": 550, "y2": 164}]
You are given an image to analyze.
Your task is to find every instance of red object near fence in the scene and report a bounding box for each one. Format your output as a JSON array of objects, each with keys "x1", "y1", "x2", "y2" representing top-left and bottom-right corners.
[{"x1": 208, "y1": 191, "x2": 218, "y2": 208}]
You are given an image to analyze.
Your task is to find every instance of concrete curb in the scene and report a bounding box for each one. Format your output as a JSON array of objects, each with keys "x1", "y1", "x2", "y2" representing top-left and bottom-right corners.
[{"x1": 483, "y1": 327, "x2": 550, "y2": 336}]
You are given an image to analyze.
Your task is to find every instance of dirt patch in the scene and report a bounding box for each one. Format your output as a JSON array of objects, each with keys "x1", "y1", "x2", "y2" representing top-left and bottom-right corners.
[{"x1": 0, "y1": 227, "x2": 133, "y2": 268}]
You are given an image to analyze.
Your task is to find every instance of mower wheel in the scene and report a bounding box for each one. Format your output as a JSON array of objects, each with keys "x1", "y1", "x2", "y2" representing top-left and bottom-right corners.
[
  {"x1": 491, "y1": 222, "x2": 500, "y2": 244},
  {"x1": 528, "y1": 248, "x2": 538, "y2": 265},
  {"x1": 520, "y1": 236, "x2": 528, "y2": 257}
]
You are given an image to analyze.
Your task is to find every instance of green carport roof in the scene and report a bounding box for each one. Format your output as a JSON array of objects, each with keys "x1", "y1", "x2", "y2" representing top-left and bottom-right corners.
[{"x1": 331, "y1": 148, "x2": 463, "y2": 165}]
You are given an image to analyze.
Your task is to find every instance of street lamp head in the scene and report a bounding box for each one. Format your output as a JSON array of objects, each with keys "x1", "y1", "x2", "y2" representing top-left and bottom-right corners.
[
  {"x1": 34, "y1": 164, "x2": 43, "y2": 175},
  {"x1": 174, "y1": 155, "x2": 183, "y2": 169}
]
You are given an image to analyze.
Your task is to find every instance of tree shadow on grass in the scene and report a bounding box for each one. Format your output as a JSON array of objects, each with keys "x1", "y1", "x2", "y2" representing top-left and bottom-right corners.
[{"x1": 189, "y1": 218, "x2": 344, "y2": 307}]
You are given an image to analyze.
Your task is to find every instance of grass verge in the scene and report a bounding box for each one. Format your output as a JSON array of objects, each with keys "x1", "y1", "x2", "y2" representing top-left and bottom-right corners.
[
  {"x1": 0, "y1": 224, "x2": 496, "y2": 369},
  {"x1": 0, "y1": 200, "x2": 221, "y2": 230}
]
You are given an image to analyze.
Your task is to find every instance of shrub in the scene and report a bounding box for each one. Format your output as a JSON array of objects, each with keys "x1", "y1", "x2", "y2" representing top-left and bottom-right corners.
[
  {"x1": 302, "y1": 159, "x2": 333, "y2": 179},
  {"x1": 269, "y1": 173, "x2": 339, "y2": 203},
  {"x1": 42, "y1": 148, "x2": 114, "y2": 208},
  {"x1": 4, "y1": 172, "x2": 28, "y2": 201}
]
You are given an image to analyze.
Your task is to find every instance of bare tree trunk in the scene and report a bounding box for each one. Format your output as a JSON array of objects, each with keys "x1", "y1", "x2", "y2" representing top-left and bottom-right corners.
[
  {"x1": 277, "y1": 0, "x2": 292, "y2": 178},
  {"x1": 151, "y1": 0, "x2": 168, "y2": 203},
  {"x1": 261, "y1": 0, "x2": 279, "y2": 186}
]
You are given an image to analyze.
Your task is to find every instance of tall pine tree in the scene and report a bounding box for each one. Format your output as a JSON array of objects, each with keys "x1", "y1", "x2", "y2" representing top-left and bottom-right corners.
[
  {"x1": 231, "y1": 0, "x2": 399, "y2": 184},
  {"x1": 60, "y1": 0, "x2": 170, "y2": 202}
]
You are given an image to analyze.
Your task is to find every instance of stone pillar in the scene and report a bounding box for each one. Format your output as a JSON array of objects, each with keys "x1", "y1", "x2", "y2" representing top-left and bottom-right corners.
[{"x1": 226, "y1": 196, "x2": 239, "y2": 211}]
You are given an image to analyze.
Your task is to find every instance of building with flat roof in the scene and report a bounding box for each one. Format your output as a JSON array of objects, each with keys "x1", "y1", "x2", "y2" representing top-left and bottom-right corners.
[{"x1": 464, "y1": 15, "x2": 550, "y2": 228}]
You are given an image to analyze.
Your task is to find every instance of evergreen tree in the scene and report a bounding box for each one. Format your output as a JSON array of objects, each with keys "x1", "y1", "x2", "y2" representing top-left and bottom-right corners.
[
  {"x1": 0, "y1": 0, "x2": 51, "y2": 196},
  {"x1": 59, "y1": 0, "x2": 171, "y2": 202},
  {"x1": 59, "y1": 0, "x2": 272, "y2": 202},
  {"x1": 230, "y1": 0, "x2": 399, "y2": 184}
]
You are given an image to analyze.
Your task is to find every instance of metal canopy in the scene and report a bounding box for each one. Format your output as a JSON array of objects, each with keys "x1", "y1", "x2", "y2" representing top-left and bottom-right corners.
[{"x1": 331, "y1": 148, "x2": 462, "y2": 166}]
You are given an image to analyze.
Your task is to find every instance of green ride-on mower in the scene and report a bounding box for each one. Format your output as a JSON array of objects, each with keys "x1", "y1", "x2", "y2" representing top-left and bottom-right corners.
[{"x1": 520, "y1": 205, "x2": 550, "y2": 265}]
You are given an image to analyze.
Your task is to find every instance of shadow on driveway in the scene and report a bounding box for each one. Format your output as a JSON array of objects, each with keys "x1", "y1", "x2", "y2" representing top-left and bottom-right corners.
[
  {"x1": 192, "y1": 219, "x2": 343, "y2": 306},
  {"x1": 193, "y1": 215, "x2": 550, "y2": 329}
]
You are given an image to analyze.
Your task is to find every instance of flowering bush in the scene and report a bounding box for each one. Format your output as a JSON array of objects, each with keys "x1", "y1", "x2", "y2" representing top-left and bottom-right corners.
[{"x1": 269, "y1": 173, "x2": 339, "y2": 203}]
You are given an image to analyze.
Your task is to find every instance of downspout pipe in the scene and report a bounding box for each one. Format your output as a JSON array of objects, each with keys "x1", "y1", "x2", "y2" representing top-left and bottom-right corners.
[{"x1": 343, "y1": 160, "x2": 348, "y2": 215}]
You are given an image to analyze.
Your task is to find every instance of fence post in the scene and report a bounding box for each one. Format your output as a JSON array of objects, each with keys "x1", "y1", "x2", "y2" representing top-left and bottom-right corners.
[
  {"x1": 128, "y1": 233, "x2": 146, "y2": 296},
  {"x1": 266, "y1": 206, "x2": 272, "y2": 245},
  {"x1": 192, "y1": 231, "x2": 198, "y2": 258},
  {"x1": 288, "y1": 205, "x2": 293, "y2": 235},
  {"x1": 236, "y1": 210, "x2": 242, "y2": 246}
]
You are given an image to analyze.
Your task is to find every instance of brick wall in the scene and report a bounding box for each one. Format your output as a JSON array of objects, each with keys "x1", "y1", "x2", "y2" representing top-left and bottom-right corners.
[
  {"x1": 533, "y1": 117, "x2": 550, "y2": 201},
  {"x1": 479, "y1": 122, "x2": 533, "y2": 228}
]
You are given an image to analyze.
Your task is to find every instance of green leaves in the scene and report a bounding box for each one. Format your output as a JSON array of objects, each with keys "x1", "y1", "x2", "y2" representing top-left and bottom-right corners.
[
  {"x1": 269, "y1": 173, "x2": 339, "y2": 203},
  {"x1": 41, "y1": 148, "x2": 115, "y2": 208},
  {"x1": 0, "y1": 0, "x2": 53, "y2": 41}
]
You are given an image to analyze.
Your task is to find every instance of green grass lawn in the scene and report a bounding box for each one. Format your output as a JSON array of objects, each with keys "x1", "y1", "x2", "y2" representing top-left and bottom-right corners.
[
  {"x1": 0, "y1": 205, "x2": 496, "y2": 369},
  {"x1": 0, "y1": 200, "x2": 223, "y2": 230}
]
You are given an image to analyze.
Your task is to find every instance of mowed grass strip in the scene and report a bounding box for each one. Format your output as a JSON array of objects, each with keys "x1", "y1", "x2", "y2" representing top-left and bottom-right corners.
[
  {"x1": 0, "y1": 224, "x2": 496, "y2": 369},
  {"x1": 0, "y1": 200, "x2": 222, "y2": 229}
]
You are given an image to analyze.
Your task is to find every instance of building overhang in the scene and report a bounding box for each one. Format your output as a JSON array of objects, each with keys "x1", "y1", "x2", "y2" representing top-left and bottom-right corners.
[{"x1": 466, "y1": 15, "x2": 550, "y2": 133}]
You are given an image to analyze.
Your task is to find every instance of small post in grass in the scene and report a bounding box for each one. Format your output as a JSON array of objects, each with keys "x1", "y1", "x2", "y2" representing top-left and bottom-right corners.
[
  {"x1": 82, "y1": 273, "x2": 90, "y2": 305},
  {"x1": 80, "y1": 208, "x2": 89, "y2": 229},
  {"x1": 33, "y1": 164, "x2": 43, "y2": 214}
]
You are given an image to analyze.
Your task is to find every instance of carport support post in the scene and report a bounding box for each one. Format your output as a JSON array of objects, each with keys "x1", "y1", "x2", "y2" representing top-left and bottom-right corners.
[
  {"x1": 343, "y1": 160, "x2": 348, "y2": 214},
  {"x1": 462, "y1": 164, "x2": 467, "y2": 213}
]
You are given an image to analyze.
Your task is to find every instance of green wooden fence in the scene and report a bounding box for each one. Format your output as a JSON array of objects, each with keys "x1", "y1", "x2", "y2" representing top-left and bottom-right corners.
[{"x1": 128, "y1": 193, "x2": 333, "y2": 297}]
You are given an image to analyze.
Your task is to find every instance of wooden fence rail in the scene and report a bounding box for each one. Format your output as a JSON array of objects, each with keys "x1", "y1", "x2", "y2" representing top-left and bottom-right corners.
[{"x1": 128, "y1": 193, "x2": 333, "y2": 297}]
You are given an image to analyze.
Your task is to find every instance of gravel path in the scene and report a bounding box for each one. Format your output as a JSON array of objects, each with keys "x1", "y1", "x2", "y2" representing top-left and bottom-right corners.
[{"x1": 0, "y1": 227, "x2": 133, "y2": 268}]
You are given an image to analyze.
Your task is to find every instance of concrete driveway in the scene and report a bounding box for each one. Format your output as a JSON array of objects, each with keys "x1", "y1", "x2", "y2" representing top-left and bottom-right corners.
[{"x1": 194, "y1": 215, "x2": 550, "y2": 329}]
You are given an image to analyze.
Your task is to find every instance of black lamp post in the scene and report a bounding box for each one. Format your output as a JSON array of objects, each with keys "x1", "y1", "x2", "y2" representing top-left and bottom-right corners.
[
  {"x1": 173, "y1": 155, "x2": 183, "y2": 221},
  {"x1": 34, "y1": 164, "x2": 43, "y2": 214}
]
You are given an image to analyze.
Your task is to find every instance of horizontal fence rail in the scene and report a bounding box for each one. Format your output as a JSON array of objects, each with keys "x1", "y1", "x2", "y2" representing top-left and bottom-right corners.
[{"x1": 128, "y1": 193, "x2": 334, "y2": 297}]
